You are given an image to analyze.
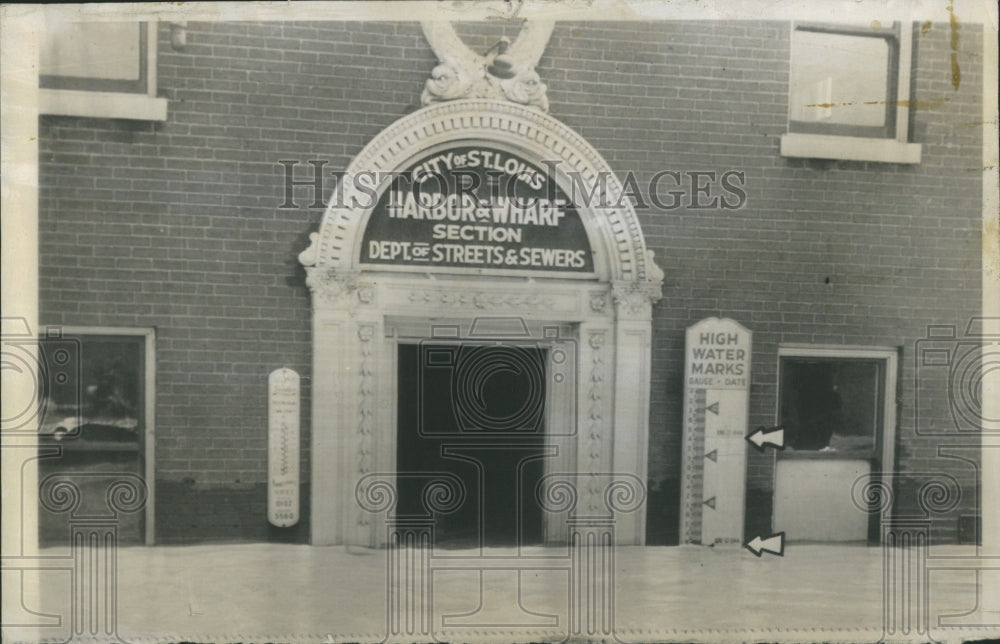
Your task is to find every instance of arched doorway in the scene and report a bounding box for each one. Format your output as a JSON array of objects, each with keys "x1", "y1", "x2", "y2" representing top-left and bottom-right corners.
[{"x1": 299, "y1": 99, "x2": 662, "y2": 547}]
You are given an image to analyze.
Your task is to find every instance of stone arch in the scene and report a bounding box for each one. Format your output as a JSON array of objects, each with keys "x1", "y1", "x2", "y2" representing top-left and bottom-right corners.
[{"x1": 300, "y1": 98, "x2": 662, "y2": 289}]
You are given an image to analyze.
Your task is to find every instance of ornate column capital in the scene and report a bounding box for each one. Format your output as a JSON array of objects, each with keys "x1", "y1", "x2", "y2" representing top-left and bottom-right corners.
[
  {"x1": 301, "y1": 231, "x2": 375, "y2": 309},
  {"x1": 304, "y1": 266, "x2": 376, "y2": 309},
  {"x1": 612, "y1": 249, "x2": 664, "y2": 318},
  {"x1": 611, "y1": 279, "x2": 662, "y2": 318}
]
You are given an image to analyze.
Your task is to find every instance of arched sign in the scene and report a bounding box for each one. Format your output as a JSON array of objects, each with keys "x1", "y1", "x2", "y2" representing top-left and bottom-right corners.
[{"x1": 360, "y1": 144, "x2": 594, "y2": 273}]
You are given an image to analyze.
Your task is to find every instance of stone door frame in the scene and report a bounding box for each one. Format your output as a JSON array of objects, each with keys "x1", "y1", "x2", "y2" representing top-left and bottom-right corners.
[{"x1": 299, "y1": 99, "x2": 662, "y2": 546}]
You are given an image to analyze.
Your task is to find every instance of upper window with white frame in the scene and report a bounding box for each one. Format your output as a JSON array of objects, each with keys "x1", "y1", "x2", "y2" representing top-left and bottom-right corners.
[
  {"x1": 41, "y1": 21, "x2": 149, "y2": 93},
  {"x1": 39, "y1": 19, "x2": 168, "y2": 121},
  {"x1": 780, "y1": 22, "x2": 922, "y2": 164}
]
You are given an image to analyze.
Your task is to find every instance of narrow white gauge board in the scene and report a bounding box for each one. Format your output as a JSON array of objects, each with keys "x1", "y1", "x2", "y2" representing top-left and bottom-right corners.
[
  {"x1": 268, "y1": 368, "x2": 300, "y2": 527},
  {"x1": 679, "y1": 318, "x2": 752, "y2": 546}
]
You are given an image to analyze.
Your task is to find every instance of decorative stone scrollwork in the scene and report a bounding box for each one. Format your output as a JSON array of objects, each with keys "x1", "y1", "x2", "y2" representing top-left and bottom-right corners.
[
  {"x1": 420, "y1": 21, "x2": 554, "y2": 112},
  {"x1": 407, "y1": 288, "x2": 555, "y2": 311},
  {"x1": 301, "y1": 232, "x2": 378, "y2": 308},
  {"x1": 610, "y1": 251, "x2": 664, "y2": 317},
  {"x1": 298, "y1": 231, "x2": 320, "y2": 268},
  {"x1": 357, "y1": 325, "x2": 375, "y2": 455},
  {"x1": 589, "y1": 292, "x2": 608, "y2": 314},
  {"x1": 357, "y1": 283, "x2": 375, "y2": 304},
  {"x1": 356, "y1": 323, "x2": 376, "y2": 528},
  {"x1": 585, "y1": 331, "x2": 607, "y2": 513},
  {"x1": 646, "y1": 249, "x2": 665, "y2": 285},
  {"x1": 499, "y1": 71, "x2": 547, "y2": 111},
  {"x1": 302, "y1": 268, "x2": 377, "y2": 312},
  {"x1": 611, "y1": 280, "x2": 662, "y2": 317},
  {"x1": 303, "y1": 266, "x2": 357, "y2": 306}
]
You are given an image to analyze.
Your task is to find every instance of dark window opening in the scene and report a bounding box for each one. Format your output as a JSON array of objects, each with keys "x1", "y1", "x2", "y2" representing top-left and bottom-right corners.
[{"x1": 779, "y1": 357, "x2": 883, "y2": 458}]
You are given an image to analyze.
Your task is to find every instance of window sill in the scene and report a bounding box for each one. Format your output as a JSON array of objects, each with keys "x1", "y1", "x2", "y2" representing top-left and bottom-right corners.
[
  {"x1": 780, "y1": 133, "x2": 921, "y2": 164},
  {"x1": 40, "y1": 88, "x2": 168, "y2": 121},
  {"x1": 778, "y1": 449, "x2": 876, "y2": 461}
]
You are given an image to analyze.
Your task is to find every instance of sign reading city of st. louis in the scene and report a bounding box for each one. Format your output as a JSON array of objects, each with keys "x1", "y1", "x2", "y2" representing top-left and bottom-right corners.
[
  {"x1": 360, "y1": 145, "x2": 594, "y2": 272},
  {"x1": 679, "y1": 318, "x2": 752, "y2": 546},
  {"x1": 268, "y1": 368, "x2": 300, "y2": 527}
]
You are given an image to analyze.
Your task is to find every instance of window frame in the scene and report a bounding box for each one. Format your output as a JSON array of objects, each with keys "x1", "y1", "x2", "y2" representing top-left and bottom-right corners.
[
  {"x1": 56, "y1": 326, "x2": 157, "y2": 545},
  {"x1": 775, "y1": 344, "x2": 898, "y2": 476},
  {"x1": 787, "y1": 23, "x2": 900, "y2": 139},
  {"x1": 774, "y1": 344, "x2": 899, "y2": 544},
  {"x1": 40, "y1": 21, "x2": 149, "y2": 94},
  {"x1": 39, "y1": 20, "x2": 167, "y2": 121},
  {"x1": 780, "y1": 21, "x2": 922, "y2": 164},
  {"x1": 777, "y1": 356, "x2": 884, "y2": 459}
]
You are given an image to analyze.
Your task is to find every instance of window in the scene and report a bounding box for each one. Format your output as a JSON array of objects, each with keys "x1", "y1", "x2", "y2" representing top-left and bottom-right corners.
[
  {"x1": 776, "y1": 345, "x2": 897, "y2": 466},
  {"x1": 37, "y1": 328, "x2": 156, "y2": 545},
  {"x1": 39, "y1": 20, "x2": 167, "y2": 120},
  {"x1": 780, "y1": 22, "x2": 921, "y2": 164},
  {"x1": 773, "y1": 346, "x2": 899, "y2": 543},
  {"x1": 780, "y1": 358, "x2": 882, "y2": 456}
]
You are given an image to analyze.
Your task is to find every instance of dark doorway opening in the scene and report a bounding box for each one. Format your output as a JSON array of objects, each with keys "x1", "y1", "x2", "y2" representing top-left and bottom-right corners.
[
  {"x1": 397, "y1": 343, "x2": 548, "y2": 547},
  {"x1": 777, "y1": 356, "x2": 886, "y2": 543}
]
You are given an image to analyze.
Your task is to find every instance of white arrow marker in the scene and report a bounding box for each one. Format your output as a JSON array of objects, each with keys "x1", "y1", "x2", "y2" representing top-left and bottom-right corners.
[
  {"x1": 746, "y1": 425, "x2": 785, "y2": 452},
  {"x1": 744, "y1": 532, "x2": 785, "y2": 557}
]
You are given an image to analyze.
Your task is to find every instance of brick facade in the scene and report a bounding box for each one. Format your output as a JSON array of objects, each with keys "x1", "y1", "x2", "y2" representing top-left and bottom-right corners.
[{"x1": 38, "y1": 20, "x2": 983, "y2": 544}]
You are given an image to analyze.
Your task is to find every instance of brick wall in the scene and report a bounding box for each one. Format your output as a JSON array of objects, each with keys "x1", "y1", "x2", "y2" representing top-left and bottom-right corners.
[{"x1": 38, "y1": 20, "x2": 983, "y2": 544}]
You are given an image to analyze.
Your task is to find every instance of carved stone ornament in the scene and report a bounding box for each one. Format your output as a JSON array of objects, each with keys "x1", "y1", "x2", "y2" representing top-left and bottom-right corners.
[
  {"x1": 301, "y1": 234, "x2": 378, "y2": 307},
  {"x1": 298, "y1": 231, "x2": 320, "y2": 268},
  {"x1": 356, "y1": 284, "x2": 375, "y2": 305},
  {"x1": 407, "y1": 287, "x2": 554, "y2": 311},
  {"x1": 356, "y1": 323, "x2": 375, "y2": 528},
  {"x1": 585, "y1": 330, "x2": 607, "y2": 513},
  {"x1": 302, "y1": 265, "x2": 363, "y2": 307},
  {"x1": 612, "y1": 281, "x2": 660, "y2": 317},
  {"x1": 421, "y1": 21, "x2": 554, "y2": 111},
  {"x1": 589, "y1": 292, "x2": 608, "y2": 314},
  {"x1": 611, "y1": 250, "x2": 664, "y2": 316}
]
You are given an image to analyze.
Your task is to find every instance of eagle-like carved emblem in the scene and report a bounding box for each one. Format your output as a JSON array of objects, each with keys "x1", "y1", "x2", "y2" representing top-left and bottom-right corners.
[{"x1": 420, "y1": 20, "x2": 554, "y2": 111}]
